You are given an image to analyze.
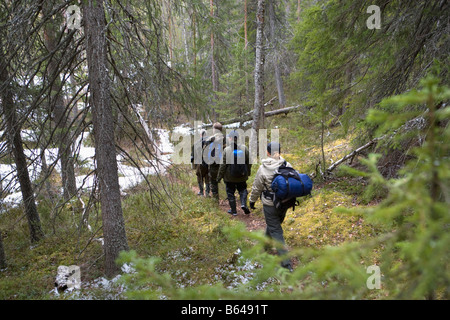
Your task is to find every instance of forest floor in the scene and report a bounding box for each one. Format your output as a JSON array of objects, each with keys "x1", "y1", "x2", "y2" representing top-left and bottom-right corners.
[
  {"x1": 190, "y1": 184, "x2": 266, "y2": 232},
  {"x1": 190, "y1": 183, "x2": 304, "y2": 269},
  {"x1": 0, "y1": 113, "x2": 385, "y2": 299}
]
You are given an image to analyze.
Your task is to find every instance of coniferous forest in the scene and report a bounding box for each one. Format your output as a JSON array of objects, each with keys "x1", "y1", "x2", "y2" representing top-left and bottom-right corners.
[{"x1": 0, "y1": 0, "x2": 449, "y2": 304}]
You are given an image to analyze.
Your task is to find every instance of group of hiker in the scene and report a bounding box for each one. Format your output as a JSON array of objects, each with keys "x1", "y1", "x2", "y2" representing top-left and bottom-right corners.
[{"x1": 191, "y1": 122, "x2": 294, "y2": 271}]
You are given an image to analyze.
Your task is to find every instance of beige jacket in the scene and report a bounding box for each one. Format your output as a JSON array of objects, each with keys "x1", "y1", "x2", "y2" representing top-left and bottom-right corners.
[{"x1": 249, "y1": 156, "x2": 292, "y2": 206}]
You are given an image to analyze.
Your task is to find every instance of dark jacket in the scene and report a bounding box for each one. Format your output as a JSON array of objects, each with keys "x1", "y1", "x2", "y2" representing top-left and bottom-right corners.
[
  {"x1": 205, "y1": 131, "x2": 226, "y2": 176},
  {"x1": 191, "y1": 136, "x2": 208, "y2": 166},
  {"x1": 217, "y1": 144, "x2": 252, "y2": 183}
]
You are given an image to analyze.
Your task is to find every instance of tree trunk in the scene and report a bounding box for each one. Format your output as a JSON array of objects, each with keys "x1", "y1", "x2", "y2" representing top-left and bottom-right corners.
[
  {"x1": 250, "y1": 0, "x2": 266, "y2": 158},
  {"x1": 192, "y1": 7, "x2": 197, "y2": 75},
  {"x1": 321, "y1": 119, "x2": 326, "y2": 174},
  {"x1": 0, "y1": 231, "x2": 6, "y2": 269},
  {"x1": 167, "y1": 1, "x2": 173, "y2": 63},
  {"x1": 182, "y1": 7, "x2": 190, "y2": 66},
  {"x1": 202, "y1": 104, "x2": 303, "y2": 128},
  {"x1": 210, "y1": 0, "x2": 218, "y2": 121},
  {"x1": 252, "y1": 0, "x2": 266, "y2": 131},
  {"x1": 267, "y1": 0, "x2": 286, "y2": 108},
  {"x1": 42, "y1": 3, "x2": 77, "y2": 201},
  {"x1": 244, "y1": 0, "x2": 249, "y2": 105},
  {"x1": 83, "y1": 0, "x2": 129, "y2": 278},
  {"x1": 0, "y1": 54, "x2": 44, "y2": 244}
]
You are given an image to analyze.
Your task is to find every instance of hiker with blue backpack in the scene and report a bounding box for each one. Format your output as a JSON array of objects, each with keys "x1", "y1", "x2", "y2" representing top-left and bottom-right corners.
[
  {"x1": 249, "y1": 142, "x2": 313, "y2": 271},
  {"x1": 216, "y1": 130, "x2": 252, "y2": 216}
]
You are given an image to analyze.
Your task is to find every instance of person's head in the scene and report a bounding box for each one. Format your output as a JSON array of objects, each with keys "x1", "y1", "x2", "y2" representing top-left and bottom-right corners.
[
  {"x1": 267, "y1": 142, "x2": 281, "y2": 158},
  {"x1": 213, "y1": 122, "x2": 222, "y2": 133},
  {"x1": 227, "y1": 130, "x2": 239, "y2": 145}
]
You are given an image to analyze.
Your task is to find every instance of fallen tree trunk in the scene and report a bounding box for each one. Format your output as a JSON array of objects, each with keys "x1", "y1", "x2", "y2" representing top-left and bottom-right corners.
[
  {"x1": 325, "y1": 137, "x2": 380, "y2": 174},
  {"x1": 317, "y1": 112, "x2": 429, "y2": 178},
  {"x1": 310, "y1": 138, "x2": 379, "y2": 180},
  {"x1": 202, "y1": 103, "x2": 304, "y2": 129}
]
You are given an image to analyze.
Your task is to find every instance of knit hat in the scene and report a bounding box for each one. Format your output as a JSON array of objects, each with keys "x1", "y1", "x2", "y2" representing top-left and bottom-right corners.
[{"x1": 267, "y1": 142, "x2": 281, "y2": 155}]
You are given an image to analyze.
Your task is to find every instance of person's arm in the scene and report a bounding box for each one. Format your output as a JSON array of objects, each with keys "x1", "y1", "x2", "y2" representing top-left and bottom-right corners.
[
  {"x1": 216, "y1": 162, "x2": 226, "y2": 182},
  {"x1": 216, "y1": 147, "x2": 229, "y2": 181},
  {"x1": 245, "y1": 147, "x2": 252, "y2": 175},
  {"x1": 249, "y1": 166, "x2": 264, "y2": 206}
]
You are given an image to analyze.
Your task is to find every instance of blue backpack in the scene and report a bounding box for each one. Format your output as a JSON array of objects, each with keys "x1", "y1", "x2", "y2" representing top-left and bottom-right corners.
[
  {"x1": 229, "y1": 147, "x2": 248, "y2": 178},
  {"x1": 270, "y1": 162, "x2": 313, "y2": 210}
]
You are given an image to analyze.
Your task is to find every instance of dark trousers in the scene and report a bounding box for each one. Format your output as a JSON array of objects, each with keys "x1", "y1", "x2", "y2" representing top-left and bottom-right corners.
[
  {"x1": 196, "y1": 164, "x2": 209, "y2": 193},
  {"x1": 208, "y1": 164, "x2": 220, "y2": 200},
  {"x1": 263, "y1": 205, "x2": 291, "y2": 268},
  {"x1": 225, "y1": 182, "x2": 248, "y2": 213}
]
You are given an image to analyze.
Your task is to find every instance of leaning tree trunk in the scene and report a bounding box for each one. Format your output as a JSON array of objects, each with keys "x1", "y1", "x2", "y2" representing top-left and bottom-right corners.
[
  {"x1": 83, "y1": 0, "x2": 129, "y2": 278},
  {"x1": 250, "y1": 0, "x2": 266, "y2": 157},
  {"x1": 267, "y1": 0, "x2": 286, "y2": 108},
  {"x1": 0, "y1": 53, "x2": 44, "y2": 244}
]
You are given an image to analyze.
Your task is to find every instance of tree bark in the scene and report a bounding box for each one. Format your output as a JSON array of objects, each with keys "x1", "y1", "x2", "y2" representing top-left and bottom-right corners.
[
  {"x1": 267, "y1": 0, "x2": 286, "y2": 108},
  {"x1": 250, "y1": 0, "x2": 266, "y2": 158},
  {"x1": 83, "y1": 0, "x2": 129, "y2": 278},
  {"x1": 0, "y1": 231, "x2": 6, "y2": 269},
  {"x1": 0, "y1": 53, "x2": 44, "y2": 244},
  {"x1": 210, "y1": 0, "x2": 218, "y2": 121},
  {"x1": 192, "y1": 7, "x2": 197, "y2": 75},
  {"x1": 42, "y1": 2, "x2": 77, "y2": 201},
  {"x1": 252, "y1": 0, "x2": 266, "y2": 132},
  {"x1": 244, "y1": 0, "x2": 249, "y2": 105}
]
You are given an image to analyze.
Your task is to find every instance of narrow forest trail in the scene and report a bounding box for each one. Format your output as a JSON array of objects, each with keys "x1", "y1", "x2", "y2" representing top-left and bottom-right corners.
[
  {"x1": 190, "y1": 183, "x2": 300, "y2": 269},
  {"x1": 190, "y1": 184, "x2": 266, "y2": 232}
]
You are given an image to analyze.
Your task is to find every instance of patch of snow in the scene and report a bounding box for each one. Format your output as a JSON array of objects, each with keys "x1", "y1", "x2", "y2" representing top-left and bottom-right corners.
[{"x1": 1, "y1": 125, "x2": 182, "y2": 209}]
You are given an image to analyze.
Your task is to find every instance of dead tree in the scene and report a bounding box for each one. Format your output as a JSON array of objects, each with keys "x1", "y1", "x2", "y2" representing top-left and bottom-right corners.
[{"x1": 202, "y1": 104, "x2": 304, "y2": 129}]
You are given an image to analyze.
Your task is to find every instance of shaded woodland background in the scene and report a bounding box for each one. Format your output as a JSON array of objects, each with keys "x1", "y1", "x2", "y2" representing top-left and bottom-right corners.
[{"x1": 0, "y1": 0, "x2": 448, "y2": 299}]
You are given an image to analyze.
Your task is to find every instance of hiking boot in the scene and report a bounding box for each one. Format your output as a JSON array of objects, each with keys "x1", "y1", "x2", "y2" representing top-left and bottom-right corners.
[
  {"x1": 281, "y1": 261, "x2": 294, "y2": 272},
  {"x1": 239, "y1": 189, "x2": 249, "y2": 214},
  {"x1": 228, "y1": 198, "x2": 237, "y2": 216},
  {"x1": 197, "y1": 183, "x2": 204, "y2": 196},
  {"x1": 283, "y1": 264, "x2": 294, "y2": 272},
  {"x1": 241, "y1": 205, "x2": 250, "y2": 215}
]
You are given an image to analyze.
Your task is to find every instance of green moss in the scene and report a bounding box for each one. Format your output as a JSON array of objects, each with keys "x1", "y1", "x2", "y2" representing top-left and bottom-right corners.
[{"x1": 285, "y1": 188, "x2": 380, "y2": 249}]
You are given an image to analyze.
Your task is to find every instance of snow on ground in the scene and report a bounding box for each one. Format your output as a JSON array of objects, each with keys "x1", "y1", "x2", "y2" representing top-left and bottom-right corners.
[
  {"x1": 0, "y1": 128, "x2": 180, "y2": 209},
  {"x1": 1, "y1": 121, "x2": 248, "y2": 209}
]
